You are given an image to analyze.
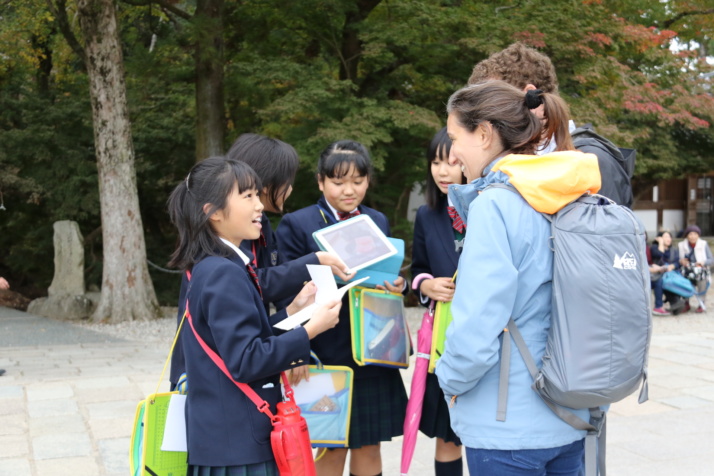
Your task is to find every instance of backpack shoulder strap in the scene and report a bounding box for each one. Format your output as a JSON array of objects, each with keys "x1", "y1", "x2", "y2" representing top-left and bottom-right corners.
[
  {"x1": 501, "y1": 317, "x2": 605, "y2": 476},
  {"x1": 496, "y1": 318, "x2": 540, "y2": 421}
]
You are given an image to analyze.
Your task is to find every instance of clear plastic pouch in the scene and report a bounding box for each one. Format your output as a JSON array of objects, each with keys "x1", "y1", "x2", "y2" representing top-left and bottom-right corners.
[
  {"x1": 349, "y1": 287, "x2": 410, "y2": 368},
  {"x1": 292, "y1": 355, "x2": 354, "y2": 447}
]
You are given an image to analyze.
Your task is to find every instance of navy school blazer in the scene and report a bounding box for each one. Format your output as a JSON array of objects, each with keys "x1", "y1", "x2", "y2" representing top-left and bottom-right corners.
[
  {"x1": 182, "y1": 253, "x2": 311, "y2": 467},
  {"x1": 411, "y1": 199, "x2": 461, "y2": 305},
  {"x1": 275, "y1": 196, "x2": 397, "y2": 378},
  {"x1": 239, "y1": 212, "x2": 319, "y2": 311},
  {"x1": 170, "y1": 214, "x2": 318, "y2": 387}
]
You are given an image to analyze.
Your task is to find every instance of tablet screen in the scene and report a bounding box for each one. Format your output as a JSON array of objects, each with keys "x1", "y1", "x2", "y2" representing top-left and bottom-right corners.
[{"x1": 313, "y1": 215, "x2": 397, "y2": 272}]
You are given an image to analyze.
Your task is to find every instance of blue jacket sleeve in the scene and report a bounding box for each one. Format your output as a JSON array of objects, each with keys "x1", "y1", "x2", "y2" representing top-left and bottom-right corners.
[
  {"x1": 201, "y1": 262, "x2": 311, "y2": 383},
  {"x1": 257, "y1": 253, "x2": 319, "y2": 303},
  {"x1": 411, "y1": 207, "x2": 431, "y2": 279},
  {"x1": 436, "y1": 193, "x2": 519, "y2": 397},
  {"x1": 275, "y1": 212, "x2": 310, "y2": 263},
  {"x1": 411, "y1": 207, "x2": 432, "y2": 305}
]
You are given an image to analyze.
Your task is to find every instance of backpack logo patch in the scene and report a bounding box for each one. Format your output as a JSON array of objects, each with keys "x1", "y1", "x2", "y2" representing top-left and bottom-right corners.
[{"x1": 613, "y1": 252, "x2": 637, "y2": 270}]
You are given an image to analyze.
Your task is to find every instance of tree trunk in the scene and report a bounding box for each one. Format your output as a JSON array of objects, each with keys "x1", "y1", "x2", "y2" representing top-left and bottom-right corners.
[
  {"x1": 339, "y1": 0, "x2": 382, "y2": 82},
  {"x1": 77, "y1": 0, "x2": 160, "y2": 322},
  {"x1": 194, "y1": 0, "x2": 225, "y2": 161}
]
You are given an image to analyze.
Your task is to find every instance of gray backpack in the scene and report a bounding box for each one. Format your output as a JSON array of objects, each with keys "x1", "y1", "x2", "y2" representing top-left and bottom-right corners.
[
  {"x1": 571, "y1": 124, "x2": 635, "y2": 208},
  {"x1": 490, "y1": 185, "x2": 652, "y2": 476}
]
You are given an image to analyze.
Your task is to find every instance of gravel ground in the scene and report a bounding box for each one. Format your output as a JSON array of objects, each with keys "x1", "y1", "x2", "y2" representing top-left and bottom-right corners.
[{"x1": 77, "y1": 307, "x2": 179, "y2": 343}]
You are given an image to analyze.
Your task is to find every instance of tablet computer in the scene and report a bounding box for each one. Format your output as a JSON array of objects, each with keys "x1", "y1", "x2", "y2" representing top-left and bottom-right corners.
[{"x1": 312, "y1": 215, "x2": 397, "y2": 273}]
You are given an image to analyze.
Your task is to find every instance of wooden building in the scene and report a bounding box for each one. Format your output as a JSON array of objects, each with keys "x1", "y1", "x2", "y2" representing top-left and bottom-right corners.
[{"x1": 633, "y1": 175, "x2": 714, "y2": 237}]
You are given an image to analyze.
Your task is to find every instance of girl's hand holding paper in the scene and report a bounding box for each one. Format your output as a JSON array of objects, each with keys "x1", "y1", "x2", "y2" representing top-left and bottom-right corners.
[
  {"x1": 286, "y1": 281, "x2": 317, "y2": 316},
  {"x1": 274, "y1": 265, "x2": 368, "y2": 331},
  {"x1": 303, "y1": 300, "x2": 341, "y2": 339}
]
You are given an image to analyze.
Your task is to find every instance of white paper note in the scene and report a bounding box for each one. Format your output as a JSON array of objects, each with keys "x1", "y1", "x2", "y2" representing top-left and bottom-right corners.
[
  {"x1": 160, "y1": 394, "x2": 187, "y2": 452},
  {"x1": 306, "y1": 264, "x2": 338, "y2": 304},
  {"x1": 273, "y1": 274, "x2": 369, "y2": 330}
]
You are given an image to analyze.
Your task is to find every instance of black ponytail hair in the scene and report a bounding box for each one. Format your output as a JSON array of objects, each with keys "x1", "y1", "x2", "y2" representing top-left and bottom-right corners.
[{"x1": 167, "y1": 156, "x2": 261, "y2": 270}]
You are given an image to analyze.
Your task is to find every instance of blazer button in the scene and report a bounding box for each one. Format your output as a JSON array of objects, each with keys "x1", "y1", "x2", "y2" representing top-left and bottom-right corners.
[{"x1": 290, "y1": 361, "x2": 297, "y2": 365}]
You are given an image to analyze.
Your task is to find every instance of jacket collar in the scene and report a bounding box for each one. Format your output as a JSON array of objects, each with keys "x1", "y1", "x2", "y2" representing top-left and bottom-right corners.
[
  {"x1": 317, "y1": 196, "x2": 364, "y2": 225},
  {"x1": 448, "y1": 151, "x2": 601, "y2": 220},
  {"x1": 219, "y1": 238, "x2": 250, "y2": 265},
  {"x1": 436, "y1": 199, "x2": 462, "y2": 266},
  {"x1": 447, "y1": 157, "x2": 506, "y2": 222}
]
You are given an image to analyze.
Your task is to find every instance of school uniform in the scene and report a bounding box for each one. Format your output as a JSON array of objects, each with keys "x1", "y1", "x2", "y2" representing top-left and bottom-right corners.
[
  {"x1": 239, "y1": 212, "x2": 319, "y2": 312},
  {"x1": 169, "y1": 214, "x2": 318, "y2": 388},
  {"x1": 411, "y1": 197, "x2": 462, "y2": 445},
  {"x1": 276, "y1": 196, "x2": 408, "y2": 448},
  {"x1": 183, "y1": 240, "x2": 311, "y2": 469}
]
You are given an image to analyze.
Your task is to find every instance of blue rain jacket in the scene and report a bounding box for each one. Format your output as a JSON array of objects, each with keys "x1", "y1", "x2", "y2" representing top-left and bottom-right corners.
[{"x1": 436, "y1": 151, "x2": 599, "y2": 450}]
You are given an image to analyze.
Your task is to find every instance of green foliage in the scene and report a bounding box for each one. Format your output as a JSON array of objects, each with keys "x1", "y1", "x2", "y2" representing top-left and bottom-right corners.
[
  {"x1": 0, "y1": 66, "x2": 97, "y2": 294},
  {"x1": 1, "y1": 0, "x2": 714, "y2": 302}
]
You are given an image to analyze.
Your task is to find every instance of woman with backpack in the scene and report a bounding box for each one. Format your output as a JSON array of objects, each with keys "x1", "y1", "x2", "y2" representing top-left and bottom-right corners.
[{"x1": 435, "y1": 81, "x2": 600, "y2": 475}]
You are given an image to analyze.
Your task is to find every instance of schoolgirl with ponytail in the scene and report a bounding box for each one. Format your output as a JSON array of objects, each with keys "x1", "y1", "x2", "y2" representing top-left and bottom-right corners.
[{"x1": 167, "y1": 156, "x2": 341, "y2": 475}]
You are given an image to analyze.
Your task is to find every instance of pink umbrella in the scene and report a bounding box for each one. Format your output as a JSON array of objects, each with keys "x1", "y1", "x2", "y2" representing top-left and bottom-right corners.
[{"x1": 401, "y1": 304, "x2": 435, "y2": 476}]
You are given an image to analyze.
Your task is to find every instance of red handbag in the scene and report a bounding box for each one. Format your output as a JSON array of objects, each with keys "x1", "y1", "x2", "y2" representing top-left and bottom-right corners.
[{"x1": 185, "y1": 301, "x2": 316, "y2": 476}]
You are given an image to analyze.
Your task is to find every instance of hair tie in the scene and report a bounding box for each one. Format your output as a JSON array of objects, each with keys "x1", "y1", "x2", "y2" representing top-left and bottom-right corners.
[
  {"x1": 524, "y1": 89, "x2": 544, "y2": 110},
  {"x1": 185, "y1": 172, "x2": 191, "y2": 192}
]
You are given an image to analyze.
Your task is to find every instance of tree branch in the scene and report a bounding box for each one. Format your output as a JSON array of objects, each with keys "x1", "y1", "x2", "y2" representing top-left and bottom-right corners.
[
  {"x1": 121, "y1": 0, "x2": 193, "y2": 21},
  {"x1": 495, "y1": 1, "x2": 521, "y2": 13},
  {"x1": 661, "y1": 8, "x2": 714, "y2": 29},
  {"x1": 46, "y1": 0, "x2": 86, "y2": 65},
  {"x1": 358, "y1": 58, "x2": 408, "y2": 97},
  {"x1": 339, "y1": 0, "x2": 382, "y2": 81}
]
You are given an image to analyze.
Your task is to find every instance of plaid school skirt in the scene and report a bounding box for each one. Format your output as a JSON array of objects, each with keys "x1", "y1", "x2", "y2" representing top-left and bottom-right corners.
[
  {"x1": 188, "y1": 461, "x2": 278, "y2": 476},
  {"x1": 419, "y1": 372, "x2": 461, "y2": 445},
  {"x1": 347, "y1": 369, "x2": 408, "y2": 448}
]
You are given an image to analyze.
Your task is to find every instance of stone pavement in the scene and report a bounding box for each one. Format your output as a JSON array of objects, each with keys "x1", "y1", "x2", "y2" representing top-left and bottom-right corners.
[{"x1": 1, "y1": 305, "x2": 714, "y2": 475}]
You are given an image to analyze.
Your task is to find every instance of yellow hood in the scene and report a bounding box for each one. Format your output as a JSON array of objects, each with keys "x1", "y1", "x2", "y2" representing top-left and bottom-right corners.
[{"x1": 491, "y1": 151, "x2": 601, "y2": 214}]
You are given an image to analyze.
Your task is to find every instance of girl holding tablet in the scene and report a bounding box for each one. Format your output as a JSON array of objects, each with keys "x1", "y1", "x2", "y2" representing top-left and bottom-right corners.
[{"x1": 276, "y1": 140, "x2": 407, "y2": 476}]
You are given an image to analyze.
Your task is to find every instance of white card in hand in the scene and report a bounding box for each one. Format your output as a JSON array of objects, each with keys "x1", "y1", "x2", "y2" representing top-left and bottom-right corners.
[
  {"x1": 306, "y1": 264, "x2": 338, "y2": 304},
  {"x1": 273, "y1": 272, "x2": 369, "y2": 331}
]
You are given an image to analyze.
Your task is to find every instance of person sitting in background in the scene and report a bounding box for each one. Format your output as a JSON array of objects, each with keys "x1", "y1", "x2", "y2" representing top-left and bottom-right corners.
[
  {"x1": 678, "y1": 225, "x2": 713, "y2": 313},
  {"x1": 650, "y1": 231, "x2": 680, "y2": 316}
]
